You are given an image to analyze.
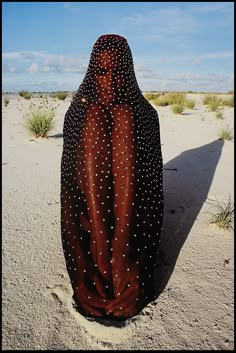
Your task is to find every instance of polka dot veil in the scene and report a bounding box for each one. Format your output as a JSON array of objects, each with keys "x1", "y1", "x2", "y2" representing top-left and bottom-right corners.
[{"x1": 60, "y1": 34, "x2": 164, "y2": 320}]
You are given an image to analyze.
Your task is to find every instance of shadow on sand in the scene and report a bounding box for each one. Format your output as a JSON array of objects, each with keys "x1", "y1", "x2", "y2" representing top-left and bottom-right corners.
[
  {"x1": 72, "y1": 139, "x2": 224, "y2": 327},
  {"x1": 154, "y1": 139, "x2": 224, "y2": 295},
  {"x1": 48, "y1": 133, "x2": 63, "y2": 139}
]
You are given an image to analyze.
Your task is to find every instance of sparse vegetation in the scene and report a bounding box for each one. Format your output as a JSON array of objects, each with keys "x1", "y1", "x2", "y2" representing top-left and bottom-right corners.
[
  {"x1": 203, "y1": 94, "x2": 234, "y2": 109},
  {"x1": 223, "y1": 95, "x2": 234, "y2": 108},
  {"x1": 145, "y1": 92, "x2": 186, "y2": 107},
  {"x1": 162, "y1": 92, "x2": 186, "y2": 105},
  {"x1": 55, "y1": 91, "x2": 68, "y2": 100},
  {"x1": 184, "y1": 99, "x2": 195, "y2": 109},
  {"x1": 23, "y1": 102, "x2": 56, "y2": 138},
  {"x1": 151, "y1": 94, "x2": 170, "y2": 106},
  {"x1": 203, "y1": 95, "x2": 220, "y2": 104},
  {"x1": 172, "y1": 104, "x2": 184, "y2": 114},
  {"x1": 203, "y1": 94, "x2": 221, "y2": 104},
  {"x1": 218, "y1": 126, "x2": 233, "y2": 141},
  {"x1": 144, "y1": 92, "x2": 161, "y2": 101},
  {"x1": 209, "y1": 100, "x2": 221, "y2": 112},
  {"x1": 4, "y1": 98, "x2": 9, "y2": 107},
  {"x1": 210, "y1": 197, "x2": 234, "y2": 230},
  {"x1": 216, "y1": 112, "x2": 223, "y2": 120},
  {"x1": 144, "y1": 91, "x2": 196, "y2": 111},
  {"x1": 203, "y1": 95, "x2": 224, "y2": 111},
  {"x1": 166, "y1": 92, "x2": 186, "y2": 105},
  {"x1": 19, "y1": 90, "x2": 32, "y2": 100}
]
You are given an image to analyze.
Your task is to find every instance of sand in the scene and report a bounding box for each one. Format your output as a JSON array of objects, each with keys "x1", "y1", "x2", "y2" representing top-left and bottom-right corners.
[{"x1": 2, "y1": 93, "x2": 234, "y2": 350}]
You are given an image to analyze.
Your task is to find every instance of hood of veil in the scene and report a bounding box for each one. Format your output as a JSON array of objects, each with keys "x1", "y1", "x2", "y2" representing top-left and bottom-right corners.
[{"x1": 77, "y1": 34, "x2": 142, "y2": 104}]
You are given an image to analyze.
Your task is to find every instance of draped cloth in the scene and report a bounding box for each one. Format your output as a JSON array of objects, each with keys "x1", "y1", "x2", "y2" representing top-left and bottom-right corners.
[{"x1": 60, "y1": 34, "x2": 164, "y2": 320}]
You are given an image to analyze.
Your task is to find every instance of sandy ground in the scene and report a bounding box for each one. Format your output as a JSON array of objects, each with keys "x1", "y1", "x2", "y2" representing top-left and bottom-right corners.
[{"x1": 2, "y1": 93, "x2": 234, "y2": 350}]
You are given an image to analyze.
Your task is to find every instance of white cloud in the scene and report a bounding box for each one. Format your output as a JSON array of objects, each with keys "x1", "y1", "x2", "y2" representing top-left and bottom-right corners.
[
  {"x1": 134, "y1": 63, "x2": 153, "y2": 73},
  {"x1": 195, "y1": 2, "x2": 233, "y2": 13},
  {"x1": 134, "y1": 51, "x2": 234, "y2": 70},
  {"x1": 121, "y1": 2, "x2": 233, "y2": 42},
  {"x1": 2, "y1": 63, "x2": 16, "y2": 73},
  {"x1": 122, "y1": 6, "x2": 198, "y2": 37},
  {"x1": 2, "y1": 52, "x2": 22, "y2": 60},
  {"x1": 43, "y1": 66, "x2": 51, "y2": 73},
  {"x1": 2, "y1": 51, "x2": 46, "y2": 61},
  {"x1": 2, "y1": 68, "x2": 233, "y2": 93},
  {"x1": 64, "y1": 2, "x2": 71, "y2": 8},
  {"x1": 2, "y1": 51, "x2": 88, "y2": 74},
  {"x1": 2, "y1": 48, "x2": 233, "y2": 93},
  {"x1": 2, "y1": 72, "x2": 84, "y2": 92},
  {"x1": 26, "y1": 63, "x2": 39, "y2": 74},
  {"x1": 63, "y1": 2, "x2": 80, "y2": 12},
  {"x1": 136, "y1": 71, "x2": 234, "y2": 93},
  {"x1": 43, "y1": 54, "x2": 87, "y2": 73},
  {"x1": 197, "y1": 52, "x2": 234, "y2": 60},
  {"x1": 132, "y1": 57, "x2": 234, "y2": 92}
]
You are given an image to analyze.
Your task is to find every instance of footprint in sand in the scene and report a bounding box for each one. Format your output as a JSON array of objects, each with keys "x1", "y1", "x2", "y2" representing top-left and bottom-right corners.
[
  {"x1": 45, "y1": 284, "x2": 137, "y2": 344},
  {"x1": 46, "y1": 284, "x2": 72, "y2": 306}
]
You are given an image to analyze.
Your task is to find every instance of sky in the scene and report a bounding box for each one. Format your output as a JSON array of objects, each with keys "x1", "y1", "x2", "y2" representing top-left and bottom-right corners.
[{"x1": 2, "y1": 1, "x2": 234, "y2": 93}]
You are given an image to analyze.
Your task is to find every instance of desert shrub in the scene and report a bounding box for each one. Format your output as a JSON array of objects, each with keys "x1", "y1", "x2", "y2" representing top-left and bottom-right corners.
[
  {"x1": 218, "y1": 126, "x2": 233, "y2": 141},
  {"x1": 19, "y1": 90, "x2": 32, "y2": 100},
  {"x1": 216, "y1": 112, "x2": 223, "y2": 120},
  {"x1": 23, "y1": 102, "x2": 56, "y2": 138},
  {"x1": 209, "y1": 100, "x2": 221, "y2": 111},
  {"x1": 152, "y1": 95, "x2": 170, "y2": 106},
  {"x1": 144, "y1": 92, "x2": 161, "y2": 101},
  {"x1": 55, "y1": 91, "x2": 68, "y2": 100},
  {"x1": 210, "y1": 197, "x2": 234, "y2": 230},
  {"x1": 152, "y1": 95, "x2": 169, "y2": 106},
  {"x1": 172, "y1": 104, "x2": 184, "y2": 114},
  {"x1": 184, "y1": 99, "x2": 195, "y2": 109},
  {"x1": 203, "y1": 95, "x2": 215, "y2": 105},
  {"x1": 203, "y1": 95, "x2": 222, "y2": 111},
  {"x1": 165, "y1": 92, "x2": 186, "y2": 105},
  {"x1": 4, "y1": 98, "x2": 9, "y2": 107},
  {"x1": 152, "y1": 92, "x2": 186, "y2": 106},
  {"x1": 223, "y1": 95, "x2": 234, "y2": 107},
  {"x1": 168, "y1": 92, "x2": 186, "y2": 104},
  {"x1": 203, "y1": 95, "x2": 220, "y2": 105}
]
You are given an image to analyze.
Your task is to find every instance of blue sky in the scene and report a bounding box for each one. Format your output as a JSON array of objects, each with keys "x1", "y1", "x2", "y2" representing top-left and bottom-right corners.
[{"x1": 2, "y1": 1, "x2": 234, "y2": 93}]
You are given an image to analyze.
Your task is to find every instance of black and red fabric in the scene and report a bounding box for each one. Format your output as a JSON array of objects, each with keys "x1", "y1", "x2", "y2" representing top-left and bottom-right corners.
[{"x1": 60, "y1": 34, "x2": 164, "y2": 320}]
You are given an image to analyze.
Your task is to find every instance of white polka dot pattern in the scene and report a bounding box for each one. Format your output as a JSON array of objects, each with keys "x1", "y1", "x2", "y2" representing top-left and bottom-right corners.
[{"x1": 60, "y1": 34, "x2": 164, "y2": 320}]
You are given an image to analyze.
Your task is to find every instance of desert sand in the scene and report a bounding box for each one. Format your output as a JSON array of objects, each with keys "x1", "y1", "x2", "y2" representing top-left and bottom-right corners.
[{"x1": 2, "y1": 92, "x2": 234, "y2": 350}]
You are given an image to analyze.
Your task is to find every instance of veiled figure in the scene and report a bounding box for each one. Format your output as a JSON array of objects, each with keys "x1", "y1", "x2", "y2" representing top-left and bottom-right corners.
[{"x1": 60, "y1": 34, "x2": 164, "y2": 320}]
